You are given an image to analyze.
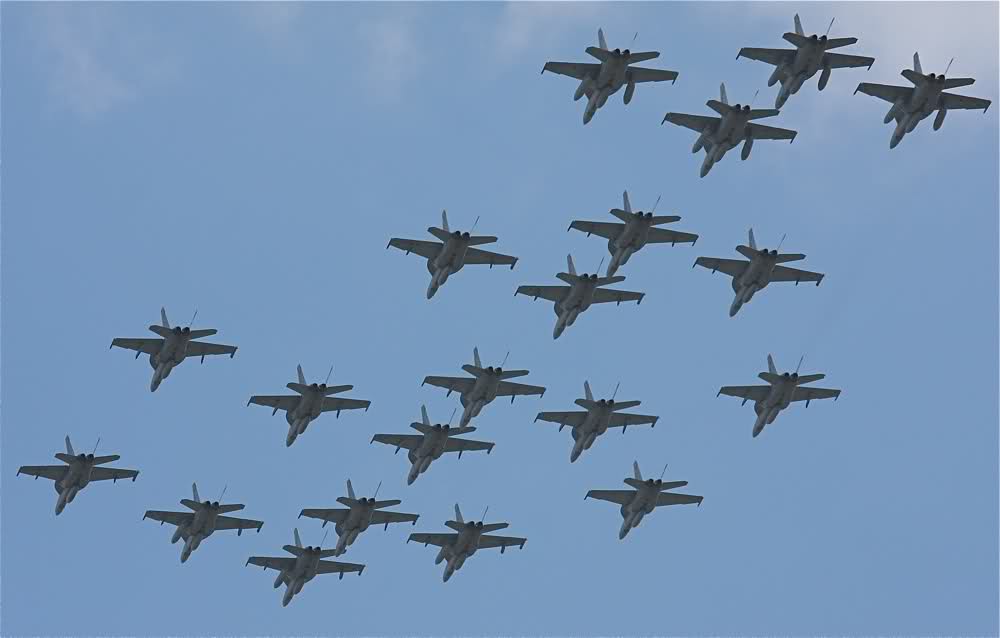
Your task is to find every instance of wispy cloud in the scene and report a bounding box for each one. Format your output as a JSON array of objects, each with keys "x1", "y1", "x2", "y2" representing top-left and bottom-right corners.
[
  {"x1": 491, "y1": 1, "x2": 617, "y2": 62},
  {"x1": 354, "y1": 8, "x2": 425, "y2": 103}
]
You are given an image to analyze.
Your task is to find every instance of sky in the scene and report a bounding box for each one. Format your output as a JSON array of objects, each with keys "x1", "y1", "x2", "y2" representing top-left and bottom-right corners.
[{"x1": 2, "y1": 2, "x2": 997, "y2": 636}]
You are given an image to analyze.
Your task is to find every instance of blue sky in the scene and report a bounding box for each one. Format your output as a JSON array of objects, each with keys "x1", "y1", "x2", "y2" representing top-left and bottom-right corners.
[{"x1": 2, "y1": 2, "x2": 997, "y2": 636}]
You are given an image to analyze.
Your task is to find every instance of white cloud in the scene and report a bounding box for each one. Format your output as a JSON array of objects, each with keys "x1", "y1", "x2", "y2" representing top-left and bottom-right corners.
[
  {"x1": 355, "y1": 9, "x2": 425, "y2": 103},
  {"x1": 239, "y1": 2, "x2": 305, "y2": 44},
  {"x1": 491, "y1": 1, "x2": 617, "y2": 62}
]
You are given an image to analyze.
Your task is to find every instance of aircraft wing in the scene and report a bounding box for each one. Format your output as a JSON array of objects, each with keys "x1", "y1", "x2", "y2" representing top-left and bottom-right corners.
[
  {"x1": 300, "y1": 508, "x2": 349, "y2": 524},
  {"x1": 855, "y1": 82, "x2": 912, "y2": 104},
  {"x1": 824, "y1": 52, "x2": 875, "y2": 70},
  {"x1": 110, "y1": 337, "x2": 162, "y2": 355},
  {"x1": 542, "y1": 61, "x2": 600, "y2": 80},
  {"x1": 321, "y1": 397, "x2": 371, "y2": 413},
  {"x1": 409, "y1": 532, "x2": 457, "y2": 547},
  {"x1": 515, "y1": 285, "x2": 568, "y2": 303},
  {"x1": 535, "y1": 411, "x2": 588, "y2": 428},
  {"x1": 770, "y1": 265, "x2": 824, "y2": 285},
  {"x1": 607, "y1": 412, "x2": 659, "y2": 428},
  {"x1": 496, "y1": 381, "x2": 546, "y2": 399},
  {"x1": 143, "y1": 510, "x2": 192, "y2": 527},
  {"x1": 569, "y1": 220, "x2": 623, "y2": 240},
  {"x1": 591, "y1": 288, "x2": 645, "y2": 305},
  {"x1": 737, "y1": 47, "x2": 795, "y2": 67},
  {"x1": 747, "y1": 122, "x2": 797, "y2": 142},
  {"x1": 663, "y1": 112, "x2": 719, "y2": 133},
  {"x1": 186, "y1": 341, "x2": 237, "y2": 358},
  {"x1": 422, "y1": 376, "x2": 476, "y2": 396},
  {"x1": 247, "y1": 556, "x2": 295, "y2": 572},
  {"x1": 656, "y1": 492, "x2": 704, "y2": 507},
  {"x1": 629, "y1": 67, "x2": 679, "y2": 84},
  {"x1": 89, "y1": 467, "x2": 139, "y2": 482},
  {"x1": 388, "y1": 238, "x2": 441, "y2": 259},
  {"x1": 370, "y1": 510, "x2": 420, "y2": 526},
  {"x1": 694, "y1": 257, "x2": 747, "y2": 278},
  {"x1": 791, "y1": 386, "x2": 841, "y2": 404},
  {"x1": 248, "y1": 395, "x2": 299, "y2": 413},
  {"x1": 372, "y1": 433, "x2": 423, "y2": 451},
  {"x1": 586, "y1": 489, "x2": 635, "y2": 506},
  {"x1": 443, "y1": 437, "x2": 495, "y2": 455},
  {"x1": 17, "y1": 465, "x2": 68, "y2": 481},
  {"x1": 647, "y1": 227, "x2": 699, "y2": 245},
  {"x1": 316, "y1": 559, "x2": 365, "y2": 575},
  {"x1": 940, "y1": 92, "x2": 992, "y2": 112},
  {"x1": 463, "y1": 247, "x2": 518, "y2": 269},
  {"x1": 478, "y1": 535, "x2": 527, "y2": 551},
  {"x1": 215, "y1": 515, "x2": 264, "y2": 534},
  {"x1": 718, "y1": 385, "x2": 772, "y2": 402}
]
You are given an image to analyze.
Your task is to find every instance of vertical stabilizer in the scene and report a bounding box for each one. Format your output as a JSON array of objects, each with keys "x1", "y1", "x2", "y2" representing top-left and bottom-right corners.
[
  {"x1": 794, "y1": 14, "x2": 804, "y2": 36},
  {"x1": 720, "y1": 83, "x2": 729, "y2": 105},
  {"x1": 192, "y1": 482, "x2": 200, "y2": 502},
  {"x1": 442, "y1": 210, "x2": 450, "y2": 233},
  {"x1": 346, "y1": 479, "x2": 356, "y2": 500},
  {"x1": 294, "y1": 528, "x2": 303, "y2": 548},
  {"x1": 584, "y1": 381, "x2": 594, "y2": 402},
  {"x1": 633, "y1": 460, "x2": 643, "y2": 481},
  {"x1": 913, "y1": 52, "x2": 922, "y2": 75},
  {"x1": 767, "y1": 354, "x2": 777, "y2": 374},
  {"x1": 160, "y1": 307, "x2": 170, "y2": 328},
  {"x1": 623, "y1": 190, "x2": 632, "y2": 214},
  {"x1": 748, "y1": 227, "x2": 757, "y2": 251},
  {"x1": 598, "y1": 28, "x2": 608, "y2": 51},
  {"x1": 567, "y1": 254, "x2": 577, "y2": 276},
  {"x1": 65, "y1": 436, "x2": 75, "y2": 456},
  {"x1": 473, "y1": 347, "x2": 482, "y2": 369},
  {"x1": 421, "y1": 405, "x2": 431, "y2": 426},
  {"x1": 454, "y1": 503, "x2": 464, "y2": 524},
  {"x1": 297, "y1": 365, "x2": 306, "y2": 385}
]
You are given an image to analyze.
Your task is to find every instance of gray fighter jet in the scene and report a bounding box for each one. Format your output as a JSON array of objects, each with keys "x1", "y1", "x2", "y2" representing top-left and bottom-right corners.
[
  {"x1": 248, "y1": 364, "x2": 372, "y2": 447},
  {"x1": 536, "y1": 381, "x2": 659, "y2": 463},
  {"x1": 17, "y1": 436, "x2": 139, "y2": 515},
  {"x1": 299, "y1": 479, "x2": 419, "y2": 556},
  {"x1": 423, "y1": 347, "x2": 546, "y2": 427},
  {"x1": 144, "y1": 482, "x2": 264, "y2": 563},
  {"x1": 662, "y1": 83, "x2": 798, "y2": 177},
  {"x1": 388, "y1": 210, "x2": 518, "y2": 299},
  {"x1": 408, "y1": 504, "x2": 526, "y2": 582},
  {"x1": 855, "y1": 52, "x2": 992, "y2": 149},
  {"x1": 694, "y1": 228, "x2": 824, "y2": 317},
  {"x1": 569, "y1": 190, "x2": 699, "y2": 277},
  {"x1": 738, "y1": 14, "x2": 875, "y2": 108},
  {"x1": 718, "y1": 354, "x2": 841, "y2": 437},
  {"x1": 246, "y1": 528, "x2": 365, "y2": 607},
  {"x1": 515, "y1": 254, "x2": 644, "y2": 339},
  {"x1": 586, "y1": 461, "x2": 702, "y2": 540},
  {"x1": 370, "y1": 405, "x2": 495, "y2": 485},
  {"x1": 542, "y1": 28, "x2": 679, "y2": 124},
  {"x1": 110, "y1": 307, "x2": 237, "y2": 392}
]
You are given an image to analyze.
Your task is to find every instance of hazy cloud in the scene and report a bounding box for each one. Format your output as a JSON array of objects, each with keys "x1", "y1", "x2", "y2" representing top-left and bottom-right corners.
[{"x1": 355, "y1": 9, "x2": 425, "y2": 103}]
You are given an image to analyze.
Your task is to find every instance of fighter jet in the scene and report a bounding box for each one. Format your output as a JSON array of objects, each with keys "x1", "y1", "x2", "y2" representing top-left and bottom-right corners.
[
  {"x1": 515, "y1": 254, "x2": 644, "y2": 339},
  {"x1": 408, "y1": 504, "x2": 526, "y2": 582},
  {"x1": 535, "y1": 381, "x2": 659, "y2": 463},
  {"x1": 586, "y1": 461, "x2": 702, "y2": 540},
  {"x1": 855, "y1": 53, "x2": 992, "y2": 149},
  {"x1": 738, "y1": 14, "x2": 875, "y2": 108},
  {"x1": 662, "y1": 83, "x2": 798, "y2": 177},
  {"x1": 248, "y1": 364, "x2": 372, "y2": 447},
  {"x1": 299, "y1": 479, "x2": 419, "y2": 556},
  {"x1": 388, "y1": 210, "x2": 518, "y2": 299},
  {"x1": 143, "y1": 482, "x2": 264, "y2": 563},
  {"x1": 110, "y1": 307, "x2": 237, "y2": 392},
  {"x1": 246, "y1": 528, "x2": 365, "y2": 607},
  {"x1": 718, "y1": 354, "x2": 841, "y2": 437},
  {"x1": 569, "y1": 190, "x2": 698, "y2": 277},
  {"x1": 17, "y1": 436, "x2": 139, "y2": 515},
  {"x1": 422, "y1": 347, "x2": 546, "y2": 427},
  {"x1": 542, "y1": 28, "x2": 679, "y2": 124},
  {"x1": 370, "y1": 405, "x2": 495, "y2": 485},
  {"x1": 694, "y1": 228, "x2": 824, "y2": 317}
]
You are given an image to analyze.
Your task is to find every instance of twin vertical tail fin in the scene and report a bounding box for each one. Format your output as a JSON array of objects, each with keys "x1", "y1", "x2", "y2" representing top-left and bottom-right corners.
[
  {"x1": 294, "y1": 528, "x2": 303, "y2": 548},
  {"x1": 442, "y1": 210, "x2": 450, "y2": 233},
  {"x1": 161, "y1": 307, "x2": 170, "y2": 329},
  {"x1": 567, "y1": 254, "x2": 577, "y2": 277},
  {"x1": 421, "y1": 405, "x2": 431, "y2": 427},
  {"x1": 346, "y1": 479, "x2": 356, "y2": 501},
  {"x1": 748, "y1": 227, "x2": 757, "y2": 251},
  {"x1": 720, "y1": 83, "x2": 729, "y2": 106},
  {"x1": 65, "y1": 436, "x2": 75, "y2": 456},
  {"x1": 473, "y1": 347, "x2": 482, "y2": 369},
  {"x1": 454, "y1": 503, "x2": 464, "y2": 524},
  {"x1": 793, "y1": 13, "x2": 804, "y2": 36},
  {"x1": 584, "y1": 381, "x2": 594, "y2": 402},
  {"x1": 767, "y1": 354, "x2": 777, "y2": 374},
  {"x1": 633, "y1": 460, "x2": 643, "y2": 481},
  {"x1": 913, "y1": 52, "x2": 923, "y2": 75},
  {"x1": 192, "y1": 482, "x2": 201, "y2": 502},
  {"x1": 598, "y1": 28, "x2": 607, "y2": 51},
  {"x1": 622, "y1": 190, "x2": 632, "y2": 214},
  {"x1": 297, "y1": 365, "x2": 306, "y2": 385}
]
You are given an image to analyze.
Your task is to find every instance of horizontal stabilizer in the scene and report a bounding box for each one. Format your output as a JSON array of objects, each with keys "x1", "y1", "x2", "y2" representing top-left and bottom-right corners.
[
  {"x1": 650, "y1": 215, "x2": 681, "y2": 225},
  {"x1": 187, "y1": 329, "x2": 217, "y2": 340},
  {"x1": 468, "y1": 235, "x2": 498, "y2": 246},
  {"x1": 373, "y1": 499, "x2": 402, "y2": 509},
  {"x1": 759, "y1": 372, "x2": 785, "y2": 384},
  {"x1": 428, "y1": 227, "x2": 452, "y2": 243},
  {"x1": 446, "y1": 520, "x2": 465, "y2": 532},
  {"x1": 283, "y1": 545, "x2": 305, "y2": 556},
  {"x1": 748, "y1": 108, "x2": 781, "y2": 120},
  {"x1": 480, "y1": 522, "x2": 509, "y2": 534},
  {"x1": 943, "y1": 77, "x2": 975, "y2": 90},
  {"x1": 585, "y1": 46, "x2": 610, "y2": 62},
  {"x1": 796, "y1": 373, "x2": 826, "y2": 385},
  {"x1": 596, "y1": 275, "x2": 626, "y2": 287},
  {"x1": 775, "y1": 253, "x2": 806, "y2": 263},
  {"x1": 706, "y1": 99, "x2": 730, "y2": 115},
  {"x1": 92, "y1": 455, "x2": 120, "y2": 465},
  {"x1": 823, "y1": 36, "x2": 858, "y2": 50},
  {"x1": 610, "y1": 400, "x2": 641, "y2": 411},
  {"x1": 217, "y1": 504, "x2": 245, "y2": 514},
  {"x1": 626, "y1": 51, "x2": 659, "y2": 64}
]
